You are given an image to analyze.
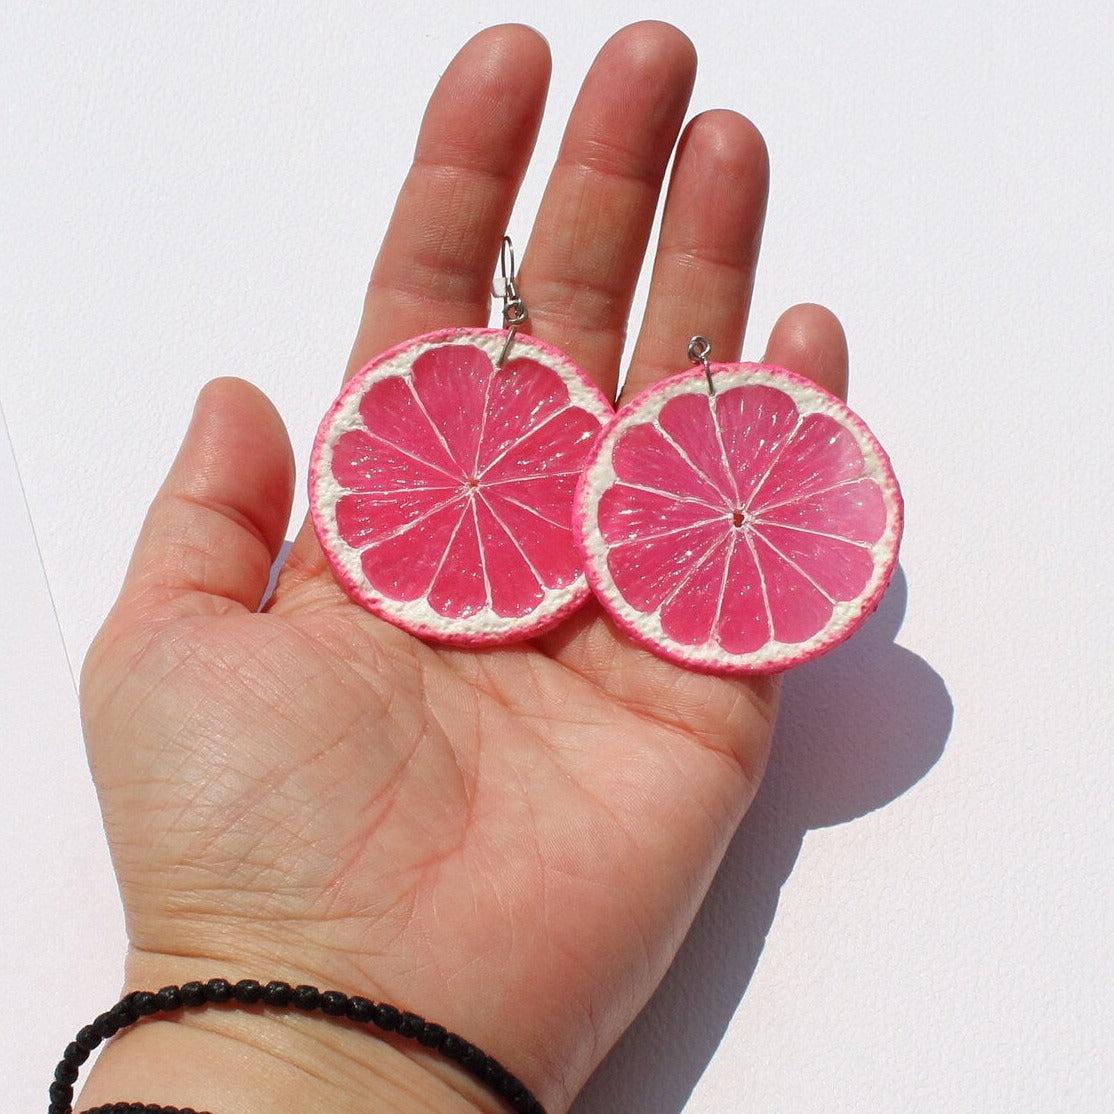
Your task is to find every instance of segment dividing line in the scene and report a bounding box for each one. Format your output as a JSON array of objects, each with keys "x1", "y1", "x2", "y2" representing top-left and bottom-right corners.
[
  {"x1": 492, "y1": 492, "x2": 571, "y2": 533},
  {"x1": 604, "y1": 517, "x2": 726, "y2": 548},
  {"x1": 405, "y1": 376, "x2": 469, "y2": 480},
  {"x1": 477, "y1": 402, "x2": 577, "y2": 479},
  {"x1": 342, "y1": 481, "x2": 460, "y2": 497},
  {"x1": 754, "y1": 532, "x2": 838, "y2": 605},
  {"x1": 482, "y1": 468, "x2": 583, "y2": 487},
  {"x1": 355, "y1": 492, "x2": 467, "y2": 551},
  {"x1": 648, "y1": 531, "x2": 730, "y2": 618},
  {"x1": 742, "y1": 531, "x2": 775, "y2": 642},
  {"x1": 750, "y1": 475, "x2": 865, "y2": 515},
  {"x1": 708, "y1": 392, "x2": 742, "y2": 505},
  {"x1": 751, "y1": 518, "x2": 873, "y2": 548},
  {"x1": 741, "y1": 414, "x2": 805, "y2": 515},
  {"x1": 652, "y1": 420, "x2": 733, "y2": 503},
  {"x1": 609, "y1": 480, "x2": 724, "y2": 513},
  {"x1": 470, "y1": 497, "x2": 493, "y2": 611},
  {"x1": 354, "y1": 423, "x2": 461, "y2": 485},
  {"x1": 424, "y1": 499, "x2": 474, "y2": 604},
  {"x1": 480, "y1": 497, "x2": 548, "y2": 591},
  {"x1": 472, "y1": 358, "x2": 498, "y2": 478}
]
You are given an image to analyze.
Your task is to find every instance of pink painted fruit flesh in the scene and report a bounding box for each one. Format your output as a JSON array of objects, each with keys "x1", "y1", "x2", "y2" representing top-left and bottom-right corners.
[
  {"x1": 309, "y1": 328, "x2": 613, "y2": 643},
  {"x1": 574, "y1": 363, "x2": 903, "y2": 674}
]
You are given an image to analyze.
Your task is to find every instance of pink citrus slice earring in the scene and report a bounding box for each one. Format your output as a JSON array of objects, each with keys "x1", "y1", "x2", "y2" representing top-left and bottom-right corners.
[
  {"x1": 308, "y1": 238, "x2": 613, "y2": 645},
  {"x1": 573, "y1": 337, "x2": 903, "y2": 674}
]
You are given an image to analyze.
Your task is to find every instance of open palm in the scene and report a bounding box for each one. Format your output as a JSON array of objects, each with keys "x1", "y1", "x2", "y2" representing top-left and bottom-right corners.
[{"x1": 80, "y1": 23, "x2": 849, "y2": 1114}]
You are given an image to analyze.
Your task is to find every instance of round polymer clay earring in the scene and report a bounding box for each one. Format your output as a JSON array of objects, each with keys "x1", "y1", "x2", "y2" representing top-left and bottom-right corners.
[
  {"x1": 309, "y1": 239, "x2": 613, "y2": 644},
  {"x1": 573, "y1": 337, "x2": 903, "y2": 675}
]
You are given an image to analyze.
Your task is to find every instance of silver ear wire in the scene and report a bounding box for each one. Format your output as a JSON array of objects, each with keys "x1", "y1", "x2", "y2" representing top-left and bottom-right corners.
[
  {"x1": 688, "y1": 335, "x2": 715, "y2": 395},
  {"x1": 495, "y1": 236, "x2": 529, "y2": 368}
]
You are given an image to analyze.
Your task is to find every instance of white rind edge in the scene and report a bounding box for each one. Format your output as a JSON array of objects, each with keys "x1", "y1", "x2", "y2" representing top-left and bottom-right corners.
[
  {"x1": 309, "y1": 327, "x2": 614, "y2": 644},
  {"x1": 574, "y1": 363, "x2": 904, "y2": 675}
]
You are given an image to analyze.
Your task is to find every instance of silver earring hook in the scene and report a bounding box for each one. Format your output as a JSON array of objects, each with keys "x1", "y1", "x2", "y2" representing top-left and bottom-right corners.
[
  {"x1": 688, "y1": 335, "x2": 715, "y2": 396},
  {"x1": 495, "y1": 235, "x2": 529, "y2": 368}
]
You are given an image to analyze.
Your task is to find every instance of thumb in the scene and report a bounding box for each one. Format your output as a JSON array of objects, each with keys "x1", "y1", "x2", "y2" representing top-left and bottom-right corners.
[{"x1": 115, "y1": 377, "x2": 295, "y2": 617}]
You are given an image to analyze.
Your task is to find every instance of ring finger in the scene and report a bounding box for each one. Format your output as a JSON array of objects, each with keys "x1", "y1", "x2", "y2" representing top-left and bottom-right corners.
[{"x1": 624, "y1": 108, "x2": 769, "y2": 400}]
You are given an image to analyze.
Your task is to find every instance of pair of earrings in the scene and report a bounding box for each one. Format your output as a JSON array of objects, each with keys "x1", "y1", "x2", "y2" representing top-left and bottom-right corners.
[{"x1": 308, "y1": 239, "x2": 902, "y2": 675}]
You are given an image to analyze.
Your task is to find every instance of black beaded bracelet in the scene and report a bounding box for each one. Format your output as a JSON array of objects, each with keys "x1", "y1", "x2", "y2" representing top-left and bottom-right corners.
[{"x1": 50, "y1": 977, "x2": 545, "y2": 1114}]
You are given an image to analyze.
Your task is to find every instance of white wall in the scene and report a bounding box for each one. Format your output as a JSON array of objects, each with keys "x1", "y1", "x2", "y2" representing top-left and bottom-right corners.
[{"x1": 2, "y1": 2, "x2": 1110, "y2": 1110}]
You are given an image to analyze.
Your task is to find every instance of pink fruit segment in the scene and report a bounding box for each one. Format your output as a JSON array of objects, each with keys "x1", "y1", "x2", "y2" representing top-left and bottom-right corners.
[
  {"x1": 752, "y1": 532, "x2": 834, "y2": 644},
  {"x1": 750, "y1": 412, "x2": 865, "y2": 510},
  {"x1": 714, "y1": 384, "x2": 802, "y2": 503},
  {"x1": 656, "y1": 392, "x2": 739, "y2": 500},
  {"x1": 657, "y1": 535, "x2": 731, "y2": 646},
  {"x1": 486, "y1": 493, "x2": 579, "y2": 588},
  {"x1": 607, "y1": 517, "x2": 725, "y2": 613},
  {"x1": 310, "y1": 329, "x2": 613, "y2": 643},
  {"x1": 575, "y1": 363, "x2": 903, "y2": 674},
  {"x1": 715, "y1": 537, "x2": 771, "y2": 655},
  {"x1": 474, "y1": 499, "x2": 545, "y2": 617},
  {"x1": 480, "y1": 355, "x2": 569, "y2": 462},
  {"x1": 360, "y1": 497, "x2": 462, "y2": 602},
  {"x1": 612, "y1": 422, "x2": 724, "y2": 505},
  {"x1": 757, "y1": 478, "x2": 887, "y2": 543}
]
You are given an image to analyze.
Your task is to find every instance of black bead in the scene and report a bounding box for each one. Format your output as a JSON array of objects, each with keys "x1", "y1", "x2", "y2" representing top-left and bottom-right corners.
[
  {"x1": 133, "y1": 990, "x2": 160, "y2": 1016},
  {"x1": 179, "y1": 980, "x2": 206, "y2": 1007},
  {"x1": 480, "y1": 1056, "x2": 506, "y2": 1087},
  {"x1": 346, "y1": 995, "x2": 374, "y2": 1023},
  {"x1": 48, "y1": 1079, "x2": 73, "y2": 1102},
  {"x1": 292, "y1": 984, "x2": 320, "y2": 1010},
  {"x1": 417, "y1": 1021, "x2": 446, "y2": 1048},
  {"x1": 93, "y1": 1010, "x2": 121, "y2": 1038},
  {"x1": 156, "y1": 984, "x2": 183, "y2": 1011},
  {"x1": 203, "y1": 977, "x2": 233, "y2": 1003},
  {"x1": 371, "y1": 1002, "x2": 400, "y2": 1031},
  {"x1": 233, "y1": 978, "x2": 262, "y2": 1004},
  {"x1": 110, "y1": 1000, "x2": 138, "y2": 1026},
  {"x1": 320, "y1": 990, "x2": 348, "y2": 1016},
  {"x1": 457, "y1": 1040, "x2": 482, "y2": 1068},
  {"x1": 63, "y1": 1039, "x2": 91, "y2": 1065},
  {"x1": 262, "y1": 979, "x2": 293, "y2": 1006},
  {"x1": 439, "y1": 1030, "x2": 465, "y2": 1059},
  {"x1": 76, "y1": 1023, "x2": 101, "y2": 1050},
  {"x1": 53, "y1": 1059, "x2": 80, "y2": 1085}
]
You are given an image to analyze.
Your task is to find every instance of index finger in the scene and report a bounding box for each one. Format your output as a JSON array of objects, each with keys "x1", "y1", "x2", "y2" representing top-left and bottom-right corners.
[{"x1": 344, "y1": 24, "x2": 552, "y2": 380}]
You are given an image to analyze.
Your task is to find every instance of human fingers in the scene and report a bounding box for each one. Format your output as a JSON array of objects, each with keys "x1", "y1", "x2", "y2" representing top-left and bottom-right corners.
[
  {"x1": 282, "y1": 25, "x2": 551, "y2": 580},
  {"x1": 519, "y1": 21, "x2": 697, "y2": 399},
  {"x1": 763, "y1": 301, "x2": 849, "y2": 399},
  {"x1": 100, "y1": 377, "x2": 294, "y2": 621},
  {"x1": 623, "y1": 109, "x2": 768, "y2": 399},
  {"x1": 344, "y1": 23, "x2": 551, "y2": 379}
]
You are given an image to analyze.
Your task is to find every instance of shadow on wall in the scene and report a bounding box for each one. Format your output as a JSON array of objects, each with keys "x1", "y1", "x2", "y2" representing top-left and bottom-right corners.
[{"x1": 571, "y1": 565, "x2": 952, "y2": 1114}]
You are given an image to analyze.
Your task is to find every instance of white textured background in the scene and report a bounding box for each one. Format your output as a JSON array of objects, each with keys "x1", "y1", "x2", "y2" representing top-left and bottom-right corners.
[{"x1": 2, "y1": 3, "x2": 1111, "y2": 1111}]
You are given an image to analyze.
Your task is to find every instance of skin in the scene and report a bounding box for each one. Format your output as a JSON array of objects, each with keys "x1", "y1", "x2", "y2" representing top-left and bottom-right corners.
[{"x1": 78, "y1": 22, "x2": 849, "y2": 1114}]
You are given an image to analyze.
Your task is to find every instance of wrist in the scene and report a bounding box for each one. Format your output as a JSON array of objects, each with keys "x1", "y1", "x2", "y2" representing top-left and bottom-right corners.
[
  {"x1": 78, "y1": 1009, "x2": 492, "y2": 1114},
  {"x1": 72, "y1": 960, "x2": 534, "y2": 1114}
]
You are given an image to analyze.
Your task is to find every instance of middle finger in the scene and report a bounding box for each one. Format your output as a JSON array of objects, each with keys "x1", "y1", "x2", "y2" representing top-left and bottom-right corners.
[{"x1": 520, "y1": 22, "x2": 697, "y2": 401}]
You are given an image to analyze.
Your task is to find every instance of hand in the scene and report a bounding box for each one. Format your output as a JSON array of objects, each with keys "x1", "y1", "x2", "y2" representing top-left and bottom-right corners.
[{"x1": 79, "y1": 22, "x2": 848, "y2": 1114}]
